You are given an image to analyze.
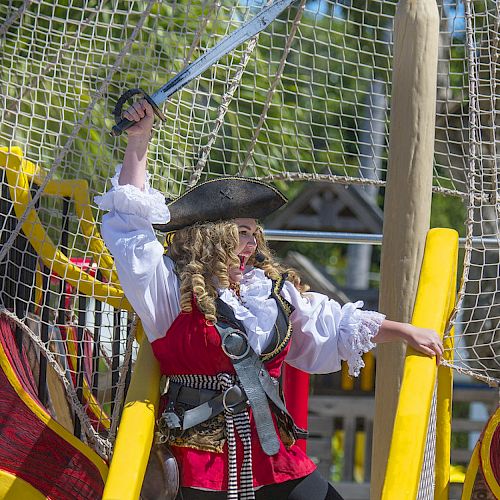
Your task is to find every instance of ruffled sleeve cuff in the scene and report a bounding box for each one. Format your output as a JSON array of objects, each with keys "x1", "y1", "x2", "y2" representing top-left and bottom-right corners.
[
  {"x1": 94, "y1": 164, "x2": 170, "y2": 224},
  {"x1": 339, "y1": 302, "x2": 385, "y2": 377}
]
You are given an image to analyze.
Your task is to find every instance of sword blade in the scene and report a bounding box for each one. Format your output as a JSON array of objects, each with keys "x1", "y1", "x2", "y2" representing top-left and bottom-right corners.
[{"x1": 150, "y1": 0, "x2": 295, "y2": 106}]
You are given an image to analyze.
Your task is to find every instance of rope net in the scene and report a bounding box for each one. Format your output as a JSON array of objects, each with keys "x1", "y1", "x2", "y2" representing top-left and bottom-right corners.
[{"x1": 0, "y1": 0, "x2": 499, "y2": 459}]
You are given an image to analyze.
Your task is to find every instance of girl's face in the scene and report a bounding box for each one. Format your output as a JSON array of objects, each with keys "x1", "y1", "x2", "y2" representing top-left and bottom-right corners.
[{"x1": 228, "y1": 218, "x2": 258, "y2": 283}]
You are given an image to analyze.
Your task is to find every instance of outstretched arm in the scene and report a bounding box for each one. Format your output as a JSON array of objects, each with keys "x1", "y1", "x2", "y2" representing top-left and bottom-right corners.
[
  {"x1": 372, "y1": 320, "x2": 444, "y2": 364},
  {"x1": 282, "y1": 283, "x2": 444, "y2": 376},
  {"x1": 119, "y1": 99, "x2": 155, "y2": 188}
]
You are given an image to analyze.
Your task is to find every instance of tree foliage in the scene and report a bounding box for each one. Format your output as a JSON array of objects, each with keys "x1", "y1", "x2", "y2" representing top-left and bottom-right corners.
[{"x1": 0, "y1": 0, "x2": 470, "y2": 261}]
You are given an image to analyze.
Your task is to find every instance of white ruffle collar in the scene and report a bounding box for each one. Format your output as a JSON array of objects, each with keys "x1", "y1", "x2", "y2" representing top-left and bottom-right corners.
[{"x1": 218, "y1": 268, "x2": 278, "y2": 354}]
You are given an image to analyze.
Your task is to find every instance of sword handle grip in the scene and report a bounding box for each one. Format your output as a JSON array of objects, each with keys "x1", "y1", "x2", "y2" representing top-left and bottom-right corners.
[
  {"x1": 110, "y1": 117, "x2": 136, "y2": 137},
  {"x1": 110, "y1": 118, "x2": 136, "y2": 137},
  {"x1": 110, "y1": 88, "x2": 166, "y2": 137}
]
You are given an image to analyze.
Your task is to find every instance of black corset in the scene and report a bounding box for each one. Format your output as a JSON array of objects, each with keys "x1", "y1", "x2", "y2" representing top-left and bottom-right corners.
[{"x1": 216, "y1": 273, "x2": 294, "y2": 362}]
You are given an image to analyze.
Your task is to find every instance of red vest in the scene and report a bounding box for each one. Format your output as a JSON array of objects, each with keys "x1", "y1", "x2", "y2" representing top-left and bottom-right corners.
[{"x1": 151, "y1": 305, "x2": 316, "y2": 490}]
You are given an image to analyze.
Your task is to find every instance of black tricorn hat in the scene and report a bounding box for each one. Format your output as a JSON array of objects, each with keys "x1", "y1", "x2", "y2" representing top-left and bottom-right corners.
[{"x1": 153, "y1": 177, "x2": 287, "y2": 232}]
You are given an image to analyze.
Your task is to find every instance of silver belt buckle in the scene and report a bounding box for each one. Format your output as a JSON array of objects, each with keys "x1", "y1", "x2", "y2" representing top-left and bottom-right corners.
[
  {"x1": 220, "y1": 329, "x2": 250, "y2": 360},
  {"x1": 157, "y1": 411, "x2": 184, "y2": 442},
  {"x1": 222, "y1": 385, "x2": 244, "y2": 413}
]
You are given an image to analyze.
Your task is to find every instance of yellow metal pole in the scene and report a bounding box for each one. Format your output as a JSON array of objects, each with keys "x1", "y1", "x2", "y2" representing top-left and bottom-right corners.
[
  {"x1": 341, "y1": 362, "x2": 355, "y2": 391},
  {"x1": 360, "y1": 352, "x2": 374, "y2": 392},
  {"x1": 103, "y1": 324, "x2": 161, "y2": 500},
  {"x1": 434, "y1": 259, "x2": 457, "y2": 500},
  {"x1": 381, "y1": 228, "x2": 458, "y2": 499}
]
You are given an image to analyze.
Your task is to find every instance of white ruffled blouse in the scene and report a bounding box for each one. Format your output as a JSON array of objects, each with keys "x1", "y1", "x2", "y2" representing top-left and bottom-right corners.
[{"x1": 95, "y1": 166, "x2": 385, "y2": 376}]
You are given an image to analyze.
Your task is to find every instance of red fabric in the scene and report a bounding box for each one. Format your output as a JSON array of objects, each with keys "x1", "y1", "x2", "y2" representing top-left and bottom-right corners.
[
  {"x1": 1, "y1": 317, "x2": 38, "y2": 402},
  {"x1": 283, "y1": 364, "x2": 310, "y2": 453},
  {"x1": 0, "y1": 317, "x2": 105, "y2": 499},
  {"x1": 151, "y1": 306, "x2": 316, "y2": 490}
]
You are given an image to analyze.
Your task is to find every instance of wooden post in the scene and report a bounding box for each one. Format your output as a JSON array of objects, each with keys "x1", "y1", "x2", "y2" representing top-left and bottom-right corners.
[{"x1": 370, "y1": 1, "x2": 439, "y2": 498}]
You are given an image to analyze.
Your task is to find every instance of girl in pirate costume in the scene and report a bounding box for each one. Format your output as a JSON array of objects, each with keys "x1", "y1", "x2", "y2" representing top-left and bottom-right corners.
[{"x1": 96, "y1": 100, "x2": 444, "y2": 500}]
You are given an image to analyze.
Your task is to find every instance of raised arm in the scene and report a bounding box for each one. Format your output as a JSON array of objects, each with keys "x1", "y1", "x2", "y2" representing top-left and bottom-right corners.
[
  {"x1": 95, "y1": 99, "x2": 180, "y2": 343},
  {"x1": 119, "y1": 99, "x2": 155, "y2": 188}
]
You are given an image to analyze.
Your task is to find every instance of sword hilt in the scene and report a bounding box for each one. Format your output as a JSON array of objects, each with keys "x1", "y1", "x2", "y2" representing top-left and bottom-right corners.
[{"x1": 110, "y1": 88, "x2": 167, "y2": 137}]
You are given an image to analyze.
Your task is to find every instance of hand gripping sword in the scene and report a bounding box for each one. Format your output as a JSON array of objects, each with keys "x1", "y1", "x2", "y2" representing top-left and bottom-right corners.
[{"x1": 111, "y1": 0, "x2": 296, "y2": 136}]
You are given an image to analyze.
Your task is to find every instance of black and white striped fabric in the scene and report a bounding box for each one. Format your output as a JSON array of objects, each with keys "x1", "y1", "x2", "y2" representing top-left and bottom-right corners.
[{"x1": 170, "y1": 373, "x2": 255, "y2": 499}]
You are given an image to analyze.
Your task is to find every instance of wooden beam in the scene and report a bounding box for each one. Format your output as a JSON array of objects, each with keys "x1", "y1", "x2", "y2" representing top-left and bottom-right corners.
[{"x1": 371, "y1": 0, "x2": 439, "y2": 497}]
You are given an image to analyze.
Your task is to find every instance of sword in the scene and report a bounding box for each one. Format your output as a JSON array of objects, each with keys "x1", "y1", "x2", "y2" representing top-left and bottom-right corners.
[{"x1": 111, "y1": 0, "x2": 296, "y2": 136}]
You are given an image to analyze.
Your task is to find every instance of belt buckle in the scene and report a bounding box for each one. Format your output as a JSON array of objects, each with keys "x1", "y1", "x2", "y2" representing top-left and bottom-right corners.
[
  {"x1": 157, "y1": 411, "x2": 184, "y2": 442},
  {"x1": 222, "y1": 385, "x2": 244, "y2": 413},
  {"x1": 220, "y1": 329, "x2": 250, "y2": 360}
]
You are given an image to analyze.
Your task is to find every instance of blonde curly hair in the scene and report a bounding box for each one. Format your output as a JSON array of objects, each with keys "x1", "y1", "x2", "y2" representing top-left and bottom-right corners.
[{"x1": 167, "y1": 221, "x2": 308, "y2": 323}]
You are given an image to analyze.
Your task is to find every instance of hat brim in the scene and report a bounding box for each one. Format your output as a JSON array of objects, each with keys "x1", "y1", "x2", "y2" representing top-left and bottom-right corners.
[{"x1": 153, "y1": 177, "x2": 287, "y2": 232}]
